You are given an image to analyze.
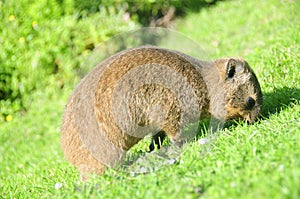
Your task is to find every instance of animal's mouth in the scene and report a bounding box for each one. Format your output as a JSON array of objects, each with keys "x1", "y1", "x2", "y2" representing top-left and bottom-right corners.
[
  {"x1": 244, "y1": 114, "x2": 255, "y2": 124},
  {"x1": 227, "y1": 112, "x2": 255, "y2": 124},
  {"x1": 225, "y1": 104, "x2": 263, "y2": 124}
]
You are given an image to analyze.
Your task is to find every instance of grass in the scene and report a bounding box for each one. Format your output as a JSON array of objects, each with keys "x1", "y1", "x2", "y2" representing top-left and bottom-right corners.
[{"x1": 1, "y1": 0, "x2": 300, "y2": 198}]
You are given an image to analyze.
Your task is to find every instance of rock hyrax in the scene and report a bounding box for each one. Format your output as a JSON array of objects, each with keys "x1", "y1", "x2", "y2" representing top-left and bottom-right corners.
[{"x1": 61, "y1": 46, "x2": 263, "y2": 179}]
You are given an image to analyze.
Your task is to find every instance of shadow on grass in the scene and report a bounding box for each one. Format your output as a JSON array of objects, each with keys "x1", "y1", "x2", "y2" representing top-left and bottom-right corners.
[{"x1": 261, "y1": 86, "x2": 300, "y2": 118}]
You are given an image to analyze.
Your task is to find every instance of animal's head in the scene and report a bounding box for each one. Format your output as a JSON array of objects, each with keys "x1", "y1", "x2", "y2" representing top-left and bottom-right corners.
[{"x1": 214, "y1": 58, "x2": 263, "y2": 123}]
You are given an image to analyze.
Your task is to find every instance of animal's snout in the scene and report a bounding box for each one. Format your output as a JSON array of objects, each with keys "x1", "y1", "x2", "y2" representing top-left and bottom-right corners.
[{"x1": 246, "y1": 96, "x2": 256, "y2": 110}]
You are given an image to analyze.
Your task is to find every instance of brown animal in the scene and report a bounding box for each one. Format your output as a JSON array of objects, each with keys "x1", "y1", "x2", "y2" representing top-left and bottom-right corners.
[{"x1": 61, "y1": 46, "x2": 263, "y2": 179}]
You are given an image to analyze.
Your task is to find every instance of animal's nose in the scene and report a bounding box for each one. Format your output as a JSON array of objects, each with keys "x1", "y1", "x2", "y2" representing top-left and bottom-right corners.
[{"x1": 246, "y1": 97, "x2": 256, "y2": 110}]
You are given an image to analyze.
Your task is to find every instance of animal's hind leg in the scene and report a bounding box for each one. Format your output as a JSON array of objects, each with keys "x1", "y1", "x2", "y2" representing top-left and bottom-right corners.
[{"x1": 149, "y1": 131, "x2": 166, "y2": 152}]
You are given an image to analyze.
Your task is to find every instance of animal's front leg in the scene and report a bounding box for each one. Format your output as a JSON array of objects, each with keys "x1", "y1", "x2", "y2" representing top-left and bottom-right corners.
[{"x1": 149, "y1": 131, "x2": 166, "y2": 152}]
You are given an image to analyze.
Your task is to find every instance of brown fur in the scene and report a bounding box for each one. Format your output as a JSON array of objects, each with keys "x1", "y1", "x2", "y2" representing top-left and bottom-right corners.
[{"x1": 61, "y1": 46, "x2": 262, "y2": 179}]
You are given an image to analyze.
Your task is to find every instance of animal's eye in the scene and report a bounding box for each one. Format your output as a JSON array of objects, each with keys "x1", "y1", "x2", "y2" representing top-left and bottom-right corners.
[{"x1": 246, "y1": 97, "x2": 256, "y2": 110}]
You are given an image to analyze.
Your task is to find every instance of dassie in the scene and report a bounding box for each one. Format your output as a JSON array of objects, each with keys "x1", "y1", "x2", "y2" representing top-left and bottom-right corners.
[{"x1": 61, "y1": 46, "x2": 263, "y2": 179}]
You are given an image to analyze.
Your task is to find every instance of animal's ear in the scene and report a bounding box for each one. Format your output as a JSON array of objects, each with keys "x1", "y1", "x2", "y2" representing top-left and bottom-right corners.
[{"x1": 225, "y1": 59, "x2": 244, "y2": 80}]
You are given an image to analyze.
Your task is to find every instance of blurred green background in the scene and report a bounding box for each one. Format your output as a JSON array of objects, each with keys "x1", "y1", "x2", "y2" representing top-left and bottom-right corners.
[{"x1": 0, "y1": 0, "x2": 215, "y2": 119}]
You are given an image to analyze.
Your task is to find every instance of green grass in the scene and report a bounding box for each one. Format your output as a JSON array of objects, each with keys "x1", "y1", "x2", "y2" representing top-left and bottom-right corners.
[{"x1": 1, "y1": 0, "x2": 300, "y2": 198}]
